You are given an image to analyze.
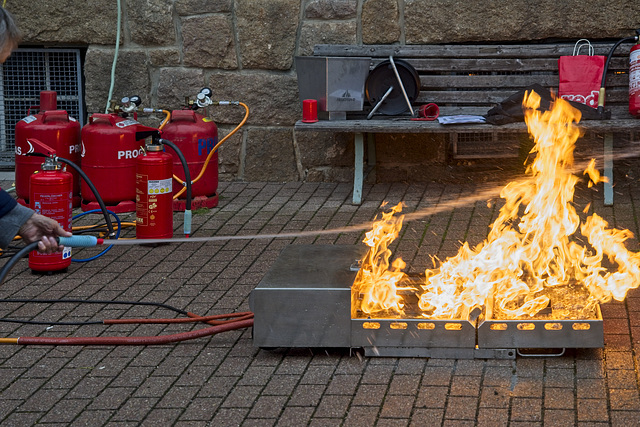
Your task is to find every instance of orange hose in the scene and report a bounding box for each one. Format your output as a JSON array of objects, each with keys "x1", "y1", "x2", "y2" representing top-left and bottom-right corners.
[
  {"x1": 158, "y1": 109, "x2": 171, "y2": 130},
  {"x1": 173, "y1": 102, "x2": 249, "y2": 200}
]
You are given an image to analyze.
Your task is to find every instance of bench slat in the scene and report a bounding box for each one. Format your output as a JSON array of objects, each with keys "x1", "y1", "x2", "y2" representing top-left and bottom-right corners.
[{"x1": 314, "y1": 44, "x2": 628, "y2": 59}]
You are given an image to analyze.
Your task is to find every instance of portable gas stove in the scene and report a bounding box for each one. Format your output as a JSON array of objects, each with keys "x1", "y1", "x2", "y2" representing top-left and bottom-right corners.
[{"x1": 249, "y1": 245, "x2": 604, "y2": 359}]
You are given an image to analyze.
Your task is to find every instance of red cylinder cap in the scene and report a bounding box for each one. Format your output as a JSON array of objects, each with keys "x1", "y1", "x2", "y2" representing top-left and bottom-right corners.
[{"x1": 39, "y1": 91, "x2": 58, "y2": 111}]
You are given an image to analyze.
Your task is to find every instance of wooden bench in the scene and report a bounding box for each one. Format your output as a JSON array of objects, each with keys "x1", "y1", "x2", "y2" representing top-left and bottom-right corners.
[{"x1": 294, "y1": 43, "x2": 638, "y2": 205}]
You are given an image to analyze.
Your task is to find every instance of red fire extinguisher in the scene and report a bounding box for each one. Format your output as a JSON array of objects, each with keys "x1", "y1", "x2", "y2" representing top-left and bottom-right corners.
[
  {"x1": 630, "y1": 41, "x2": 640, "y2": 116},
  {"x1": 28, "y1": 139, "x2": 73, "y2": 273},
  {"x1": 135, "y1": 132, "x2": 173, "y2": 240}
]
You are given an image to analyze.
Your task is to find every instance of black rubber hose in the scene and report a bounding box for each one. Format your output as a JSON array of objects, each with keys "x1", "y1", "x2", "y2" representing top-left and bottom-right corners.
[
  {"x1": 56, "y1": 156, "x2": 115, "y2": 238},
  {"x1": 0, "y1": 241, "x2": 39, "y2": 285},
  {"x1": 161, "y1": 139, "x2": 192, "y2": 212},
  {"x1": 25, "y1": 153, "x2": 115, "y2": 238},
  {"x1": 600, "y1": 36, "x2": 638, "y2": 88}
]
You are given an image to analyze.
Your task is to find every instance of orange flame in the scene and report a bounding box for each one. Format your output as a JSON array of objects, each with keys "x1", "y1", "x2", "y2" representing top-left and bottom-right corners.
[
  {"x1": 353, "y1": 90, "x2": 640, "y2": 320},
  {"x1": 351, "y1": 203, "x2": 411, "y2": 318}
]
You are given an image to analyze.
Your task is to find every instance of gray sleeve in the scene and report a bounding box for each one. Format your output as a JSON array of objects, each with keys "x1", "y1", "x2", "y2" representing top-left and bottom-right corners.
[{"x1": 0, "y1": 203, "x2": 34, "y2": 249}]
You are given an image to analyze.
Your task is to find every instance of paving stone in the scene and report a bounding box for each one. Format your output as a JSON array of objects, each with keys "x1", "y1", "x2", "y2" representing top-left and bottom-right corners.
[
  {"x1": 543, "y1": 409, "x2": 575, "y2": 427},
  {"x1": 379, "y1": 394, "x2": 414, "y2": 418},
  {"x1": 577, "y1": 398, "x2": 609, "y2": 422},
  {"x1": 288, "y1": 384, "x2": 325, "y2": 406},
  {"x1": 510, "y1": 397, "x2": 542, "y2": 422},
  {"x1": 477, "y1": 408, "x2": 509, "y2": 426},
  {"x1": 544, "y1": 387, "x2": 575, "y2": 410}
]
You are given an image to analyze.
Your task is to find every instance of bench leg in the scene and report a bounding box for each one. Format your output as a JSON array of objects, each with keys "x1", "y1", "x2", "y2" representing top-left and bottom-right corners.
[
  {"x1": 604, "y1": 132, "x2": 613, "y2": 206},
  {"x1": 353, "y1": 132, "x2": 364, "y2": 205}
]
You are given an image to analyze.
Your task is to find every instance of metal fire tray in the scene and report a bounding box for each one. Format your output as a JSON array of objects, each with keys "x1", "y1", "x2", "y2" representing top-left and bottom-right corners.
[
  {"x1": 351, "y1": 318, "x2": 479, "y2": 358},
  {"x1": 250, "y1": 245, "x2": 605, "y2": 358},
  {"x1": 478, "y1": 305, "x2": 604, "y2": 349}
]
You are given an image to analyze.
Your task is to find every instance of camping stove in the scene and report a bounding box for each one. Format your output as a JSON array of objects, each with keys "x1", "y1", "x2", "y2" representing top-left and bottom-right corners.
[{"x1": 249, "y1": 245, "x2": 604, "y2": 359}]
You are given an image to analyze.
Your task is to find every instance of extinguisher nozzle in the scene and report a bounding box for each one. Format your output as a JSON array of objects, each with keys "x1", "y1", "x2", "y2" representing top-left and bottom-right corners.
[
  {"x1": 58, "y1": 235, "x2": 100, "y2": 248},
  {"x1": 184, "y1": 210, "x2": 192, "y2": 237}
]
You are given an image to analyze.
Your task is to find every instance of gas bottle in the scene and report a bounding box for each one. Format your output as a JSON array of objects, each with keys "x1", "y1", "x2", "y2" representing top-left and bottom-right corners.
[
  {"x1": 28, "y1": 141, "x2": 73, "y2": 273},
  {"x1": 15, "y1": 91, "x2": 81, "y2": 207},
  {"x1": 135, "y1": 138, "x2": 173, "y2": 239},
  {"x1": 629, "y1": 42, "x2": 640, "y2": 116},
  {"x1": 160, "y1": 109, "x2": 219, "y2": 210},
  {"x1": 80, "y1": 113, "x2": 144, "y2": 213}
]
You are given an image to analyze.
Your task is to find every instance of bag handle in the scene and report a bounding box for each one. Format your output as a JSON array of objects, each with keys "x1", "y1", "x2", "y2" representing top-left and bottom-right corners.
[{"x1": 573, "y1": 39, "x2": 594, "y2": 56}]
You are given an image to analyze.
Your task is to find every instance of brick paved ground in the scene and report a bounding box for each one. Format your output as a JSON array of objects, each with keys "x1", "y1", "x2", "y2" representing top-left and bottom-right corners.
[{"x1": 1, "y1": 156, "x2": 640, "y2": 426}]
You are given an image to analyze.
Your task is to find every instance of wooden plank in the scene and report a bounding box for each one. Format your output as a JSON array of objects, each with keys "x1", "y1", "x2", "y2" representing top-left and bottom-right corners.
[
  {"x1": 418, "y1": 74, "x2": 559, "y2": 89},
  {"x1": 294, "y1": 118, "x2": 639, "y2": 134},
  {"x1": 314, "y1": 44, "x2": 627, "y2": 59},
  {"x1": 381, "y1": 58, "x2": 562, "y2": 72},
  {"x1": 419, "y1": 72, "x2": 627, "y2": 89}
]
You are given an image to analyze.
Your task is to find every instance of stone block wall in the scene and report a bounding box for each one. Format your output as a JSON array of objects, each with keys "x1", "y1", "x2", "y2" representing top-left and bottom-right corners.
[{"x1": 7, "y1": 0, "x2": 639, "y2": 183}]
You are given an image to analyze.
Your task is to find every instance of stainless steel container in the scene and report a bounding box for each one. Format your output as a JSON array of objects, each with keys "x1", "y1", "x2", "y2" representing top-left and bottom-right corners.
[{"x1": 295, "y1": 56, "x2": 371, "y2": 120}]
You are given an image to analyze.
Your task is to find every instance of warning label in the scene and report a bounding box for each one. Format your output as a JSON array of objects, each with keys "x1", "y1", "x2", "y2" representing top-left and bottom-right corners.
[{"x1": 147, "y1": 178, "x2": 172, "y2": 195}]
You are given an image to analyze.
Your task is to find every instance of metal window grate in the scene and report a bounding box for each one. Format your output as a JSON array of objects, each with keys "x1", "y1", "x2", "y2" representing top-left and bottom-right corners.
[
  {"x1": 0, "y1": 48, "x2": 84, "y2": 168},
  {"x1": 451, "y1": 131, "x2": 526, "y2": 159}
]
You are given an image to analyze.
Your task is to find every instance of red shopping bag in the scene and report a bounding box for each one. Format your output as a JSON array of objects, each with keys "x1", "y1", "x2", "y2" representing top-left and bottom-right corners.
[{"x1": 558, "y1": 39, "x2": 606, "y2": 109}]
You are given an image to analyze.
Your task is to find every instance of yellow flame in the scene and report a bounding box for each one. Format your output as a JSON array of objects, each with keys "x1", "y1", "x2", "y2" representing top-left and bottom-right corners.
[
  {"x1": 353, "y1": 90, "x2": 640, "y2": 321},
  {"x1": 351, "y1": 203, "x2": 411, "y2": 317}
]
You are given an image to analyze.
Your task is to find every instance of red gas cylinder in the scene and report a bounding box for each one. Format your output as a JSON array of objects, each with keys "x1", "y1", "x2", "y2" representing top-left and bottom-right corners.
[
  {"x1": 15, "y1": 91, "x2": 81, "y2": 207},
  {"x1": 135, "y1": 140, "x2": 173, "y2": 239},
  {"x1": 630, "y1": 42, "x2": 640, "y2": 117},
  {"x1": 29, "y1": 157, "x2": 73, "y2": 273},
  {"x1": 80, "y1": 113, "x2": 144, "y2": 213},
  {"x1": 160, "y1": 109, "x2": 219, "y2": 211}
]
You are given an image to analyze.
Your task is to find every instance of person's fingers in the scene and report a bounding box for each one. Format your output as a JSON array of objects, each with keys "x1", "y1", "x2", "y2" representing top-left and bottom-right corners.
[{"x1": 37, "y1": 236, "x2": 59, "y2": 254}]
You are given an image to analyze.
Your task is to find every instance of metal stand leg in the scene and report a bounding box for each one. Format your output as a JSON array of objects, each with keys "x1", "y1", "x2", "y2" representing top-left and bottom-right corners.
[
  {"x1": 604, "y1": 132, "x2": 613, "y2": 206},
  {"x1": 353, "y1": 132, "x2": 364, "y2": 205}
]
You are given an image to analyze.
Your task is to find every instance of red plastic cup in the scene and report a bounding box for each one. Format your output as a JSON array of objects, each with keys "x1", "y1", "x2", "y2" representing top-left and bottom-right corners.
[{"x1": 302, "y1": 99, "x2": 318, "y2": 123}]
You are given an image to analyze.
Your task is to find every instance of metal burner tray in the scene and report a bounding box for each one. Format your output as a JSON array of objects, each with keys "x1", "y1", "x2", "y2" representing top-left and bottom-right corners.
[
  {"x1": 478, "y1": 305, "x2": 604, "y2": 349},
  {"x1": 250, "y1": 245, "x2": 604, "y2": 358}
]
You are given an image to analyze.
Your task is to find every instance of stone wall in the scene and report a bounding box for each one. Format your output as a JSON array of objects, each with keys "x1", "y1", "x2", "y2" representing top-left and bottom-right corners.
[{"x1": 7, "y1": 0, "x2": 640, "y2": 182}]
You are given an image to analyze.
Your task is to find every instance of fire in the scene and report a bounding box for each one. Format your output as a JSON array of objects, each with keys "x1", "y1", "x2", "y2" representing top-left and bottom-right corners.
[
  {"x1": 351, "y1": 203, "x2": 411, "y2": 317},
  {"x1": 353, "y1": 90, "x2": 640, "y2": 320}
]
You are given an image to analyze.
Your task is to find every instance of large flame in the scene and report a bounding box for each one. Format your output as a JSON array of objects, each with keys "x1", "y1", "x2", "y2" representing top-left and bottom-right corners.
[{"x1": 353, "y1": 90, "x2": 640, "y2": 320}]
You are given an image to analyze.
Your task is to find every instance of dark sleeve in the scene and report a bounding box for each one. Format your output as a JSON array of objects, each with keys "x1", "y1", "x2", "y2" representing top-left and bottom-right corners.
[{"x1": 0, "y1": 188, "x2": 18, "y2": 218}]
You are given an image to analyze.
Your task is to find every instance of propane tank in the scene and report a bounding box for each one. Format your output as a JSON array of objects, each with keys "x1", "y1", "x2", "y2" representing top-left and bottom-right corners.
[
  {"x1": 630, "y1": 42, "x2": 640, "y2": 116},
  {"x1": 80, "y1": 113, "x2": 145, "y2": 213},
  {"x1": 28, "y1": 139, "x2": 73, "y2": 273},
  {"x1": 161, "y1": 109, "x2": 219, "y2": 211},
  {"x1": 15, "y1": 91, "x2": 81, "y2": 207},
  {"x1": 135, "y1": 136, "x2": 173, "y2": 240}
]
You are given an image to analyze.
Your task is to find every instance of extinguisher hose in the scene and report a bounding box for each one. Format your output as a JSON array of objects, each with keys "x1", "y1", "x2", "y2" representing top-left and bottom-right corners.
[
  {"x1": 56, "y1": 157, "x2": 116, "y2": 239},
  {"x1": 598, "y1": 33, "x2": 640, "y2": 115},
  {"x1": 25, "y1": 153, "x2": 116, "y2": 239},
  {"x1": 160, "y1": 139, "x2": 192, "y2": 236}
]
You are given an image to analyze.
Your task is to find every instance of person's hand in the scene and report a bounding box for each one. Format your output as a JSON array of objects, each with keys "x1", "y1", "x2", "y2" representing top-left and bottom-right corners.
[{"x1": 17, "y1": 213, "x2": 72, "y2": 254}]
